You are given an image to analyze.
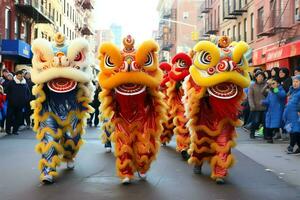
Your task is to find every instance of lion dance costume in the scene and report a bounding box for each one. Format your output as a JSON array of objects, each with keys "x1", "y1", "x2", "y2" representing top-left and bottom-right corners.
[
  {"x1": 160, "y1": 53, "x2": 192, "y2": 160},
  {"x1": 183, "y1": 36, "x2": 250, "y2": 184},
  {"x1": 98, "y1": 35, "x2": 166, "y2": 184},
  {"x1": 159, "y1": 62, "x2": 174, "y2": 145},
  {"x1": 31, "y1": 33, "x2": 94, "y2": 184}
]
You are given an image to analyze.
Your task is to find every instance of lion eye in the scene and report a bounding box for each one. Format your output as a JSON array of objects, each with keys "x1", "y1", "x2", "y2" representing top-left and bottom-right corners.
[
  {"x1": 144, "y1": 53, "x2": 153, "y2": 66},
  {"x1": 74, "y1": 52, "x2": 82, "y2": 62},
  {"x1": 178, "y1": 59, "x2": 187, "y2": 68},
  {"x1": 40, "y1": 55, "x2": 47, "y2": 63},
  {"x1": 198, "y1": 51, "x2": 211, "y2": 65},
  {"x1": 105, "y1": 56, "x2": 114, "y2": 67}
]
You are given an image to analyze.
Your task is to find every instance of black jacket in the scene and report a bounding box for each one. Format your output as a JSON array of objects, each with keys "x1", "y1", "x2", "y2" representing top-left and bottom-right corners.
[{"x1": 6, "y1": 77, "x2": 30, "y2": 108}]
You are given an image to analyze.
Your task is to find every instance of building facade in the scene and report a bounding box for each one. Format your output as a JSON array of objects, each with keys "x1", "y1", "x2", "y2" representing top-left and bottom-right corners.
[
  {"x1": 156, "y1": 0, "x2": 203, "y2": 62},
  {"x1": 0, "y1": 0, "x2": 95, "y2": 72},
  {"x1": 199, "y1": 0, "x2": 300, "y2": 72}
]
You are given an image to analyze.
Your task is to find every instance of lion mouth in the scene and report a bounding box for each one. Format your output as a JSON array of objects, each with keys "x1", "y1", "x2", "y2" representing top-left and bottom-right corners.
[
  {"x1": 47, "y1": 78, "x2": 77, "y2": 93},
  {"x1": 115, "y1": 83, "x2": 146, "y2": 96},
  {"x1": 207, "y1": 82, "x2": 238, "y2": 99}
]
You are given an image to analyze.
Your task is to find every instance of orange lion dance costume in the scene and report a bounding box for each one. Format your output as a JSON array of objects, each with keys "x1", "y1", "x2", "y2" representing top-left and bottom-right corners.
[
  {"x1": 98, "y1": 35, "x2": 166, "y2": 184},
  {"x1": 159, "y1": 62, "x2": 174, "y2": 145},
  {"x1": 183, "y1": 36, "x2": 250, "y2": 184},
  {"x1": 160, "y1": 53, "x2": 192, "y2": 161}
]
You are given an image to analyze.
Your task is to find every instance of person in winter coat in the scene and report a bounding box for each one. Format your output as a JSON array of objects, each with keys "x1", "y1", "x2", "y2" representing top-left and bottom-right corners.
[
  {"x1": 5, "y1": 71, "x2": 30, "y2": 135},
  {"x1": 264, "y1": 70, "x2": 272, "y2": 80},
  {"x1": 248, "y1": 71, "x2": 267, "y2": 139},
  {"x1": 283, "y1": 75, "x2": 300, "y2": 154},
  {"x1": 0, "y1": 85, "x2": 7, "y2": 132},
  {"x1": 261, "y1": 78, "x2": 286, "y2": 143},
  {"x1": 279, "y1": 68, "x2": 292, "y2": 93},
  {"x1": 24, "y1": 71, "x2": 34, "y2": 128},
  {"x1": 271, "y1": 67, "x2": 280, "y2": 79}
]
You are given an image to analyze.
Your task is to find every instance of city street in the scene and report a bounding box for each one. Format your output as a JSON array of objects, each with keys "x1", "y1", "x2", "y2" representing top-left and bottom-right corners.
[{"x1": 0, "y1": 128, "x2": 300, "y2": 200}]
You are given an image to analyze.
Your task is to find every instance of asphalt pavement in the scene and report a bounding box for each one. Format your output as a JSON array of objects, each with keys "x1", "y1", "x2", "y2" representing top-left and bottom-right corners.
[{"x1": 0, "y1": 127, "x2": 300, "y2": 200}]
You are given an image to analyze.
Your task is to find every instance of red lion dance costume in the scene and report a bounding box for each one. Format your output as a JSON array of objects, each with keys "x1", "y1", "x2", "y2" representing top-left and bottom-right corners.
[
  {"x1": 183, "y1": 36, "x2": 250, "y2": 184},
  {"x1": 159, "y1": 53, "x2": 192, "y2": 161},
  {"x1": 98, "y1": 36, "x2": 166, "y2": 184}
]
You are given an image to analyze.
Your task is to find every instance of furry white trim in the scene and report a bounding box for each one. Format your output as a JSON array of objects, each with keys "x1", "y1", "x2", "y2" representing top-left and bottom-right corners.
[
  {"x1": 31, "y1": 37, "x2": 93, "y2": 84},
  {"x1": 13, "y1": 76, "x2": 27, "y2": 84},
  {"x1": 31, "y1": 67, "x2": 93, "y2": 84}
]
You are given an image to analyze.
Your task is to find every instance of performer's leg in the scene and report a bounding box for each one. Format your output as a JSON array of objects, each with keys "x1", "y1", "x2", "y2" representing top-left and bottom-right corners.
[
  {"x1": 61, "y1": 118, "x2": 83, "y2": 166},
  {"x1": 36, "y1": 117, "x2": 63, "y2": 183},
  {"x1": 160, "y1": 117, "x2": 174, "y2": 145},
  {"x1": 210, "y1": 125, "x2": 235, "y2": 184},
  {"x1": 188, "y1": 130, "x2": 214, "y2": 174},
  {"x1": 94, "y1": 106, "x2": 100, "y2": 127},
  {"x1": 134, "y1": 128, "x2": 160, "y2": 179},
  {"x1": 114, "y1": 124, "x2": 135, "y2": 183}
]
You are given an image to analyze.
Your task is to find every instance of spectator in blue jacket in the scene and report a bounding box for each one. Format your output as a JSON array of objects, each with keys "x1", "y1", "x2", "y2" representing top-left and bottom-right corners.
[
  {"x1": 283, "y1": 75, "x2": 300, "y2": 154},
  {"x1": 261, "y1": 78, "x2": 286, "y2": 143}
]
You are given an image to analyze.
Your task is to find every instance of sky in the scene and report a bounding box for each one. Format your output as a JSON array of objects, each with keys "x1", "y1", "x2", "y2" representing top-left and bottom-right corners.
[{"x1": 94, "y1": 0, "x2": 160, "y2": 44}]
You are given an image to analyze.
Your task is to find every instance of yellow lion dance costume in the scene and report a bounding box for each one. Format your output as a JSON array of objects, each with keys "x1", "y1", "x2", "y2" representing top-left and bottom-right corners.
[
  {"x1": 98, "y1": 35, "x2": 166, "y2": 184},
  {"x1": 31, "y1": 33, "x2": 94, "y2": 184},
  {"x1": 183, "y1": 36, "x2": 250, "y2": 184}
]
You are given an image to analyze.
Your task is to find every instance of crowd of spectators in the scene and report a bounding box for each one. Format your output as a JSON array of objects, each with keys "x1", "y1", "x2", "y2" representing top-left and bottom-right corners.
[
  {"x1": 242, "y1": 66, "x2": 300, "y2": 154},
  {"x1": 0, "y1": 68, "x2": 32, "y2": 135}
]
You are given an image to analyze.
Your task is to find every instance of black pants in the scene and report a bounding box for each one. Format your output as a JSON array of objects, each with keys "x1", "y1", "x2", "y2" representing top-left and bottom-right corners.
[
  {"x1": 265, "y1": 128, "x2": 275, "y2": 140},
  {"x1": 6, "y1": 106, "x2": 23, "y2": 133},
  {"x1": 290, "y1": 133, "x2": 300, "y2": 148},
  {"x1": 88, "y1": 106, "x2": 99, "y2": 126},
  {"x1": 24, "y1": 103, "x2": 32, "y2": 126},
  {"x1": 250, "y1": 111, "x2": 265, "y2": 136}
]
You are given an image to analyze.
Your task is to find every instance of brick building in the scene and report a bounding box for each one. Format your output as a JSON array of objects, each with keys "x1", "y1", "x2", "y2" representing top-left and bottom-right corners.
[
  {"x1": 199, "y1": 0, "x2": 300, "y2": 72},
  {"x1": 156, "y1": 0, "x2": 203, "y2": 62}
]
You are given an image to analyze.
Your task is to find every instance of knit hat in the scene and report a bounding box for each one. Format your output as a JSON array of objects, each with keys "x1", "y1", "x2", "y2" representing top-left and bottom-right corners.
[
  {"x1": 292, "y1": 74, "x2": 300, "y2": 81},
  {"x1": 254, "y1": 71, "x2": 265, "y2": 78}
]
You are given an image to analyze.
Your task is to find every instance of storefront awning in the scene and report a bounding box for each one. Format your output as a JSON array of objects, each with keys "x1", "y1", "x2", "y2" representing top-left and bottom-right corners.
[{"x1": 0, "y1": 39, "x2": 32, "y2": 59}]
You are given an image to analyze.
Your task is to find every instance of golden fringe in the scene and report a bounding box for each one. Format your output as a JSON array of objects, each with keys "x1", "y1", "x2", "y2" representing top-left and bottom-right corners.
[
  {"x1": 166, "y1": 80, "x2": 190, "y2": 151},
  {"x1": 38, "y1": 155, "x2": 61, "y2": 171},
  {"x1": 32, "y1": 82, "x2": 93, "y2": 176},
  {"x1": 100, "y1": 87, "x2": 167, "y2": 178},
  {"x1": 35, "y1": 141, "x2": 64, "y2": 154},
  {"x1": 210, "y1": 154, "x2": 235, "y2": 179}
]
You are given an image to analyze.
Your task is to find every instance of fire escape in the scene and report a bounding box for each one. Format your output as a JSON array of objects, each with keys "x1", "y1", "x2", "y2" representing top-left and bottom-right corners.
[
  {"x1": 257, "y1": 0, "x2": 294, "y2": 46},
  {"x1": 223, "y1": 0, "x2": 247, "y2": 20}
]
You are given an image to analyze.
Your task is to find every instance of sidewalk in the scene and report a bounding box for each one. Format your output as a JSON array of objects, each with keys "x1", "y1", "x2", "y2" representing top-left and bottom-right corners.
[{"x1": 236, "y1": 128, "x2": 300, "y2": 187}]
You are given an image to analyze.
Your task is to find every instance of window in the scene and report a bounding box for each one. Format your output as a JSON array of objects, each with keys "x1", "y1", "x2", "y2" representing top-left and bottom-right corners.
[
  {"x1": 34, "y1": 28, "x2": 38, "y2": 39},
  {"x1": 233, "y1": 25, "x2": 236, "y2": 41},
  {"x1": 14, "y1": 17, "x2": 19, "y2": 39},
  {"x1": 238, "y1": 22, "x2": 241, "y2": 40},
  {"x1": 67, "y1": 3, "x2": 69, "y2": 17},
  {"x1": 218, "y1": 5, "x2": 220, "y2": 26},
  {"x1": 227, "y1": 28, "x2": 230, "y2": 37},
  {"x1": 5, "y1": 8, "x2": 11, "y2": 39},
  {"x1": 257, "y1": 7, "x2": 264, "y2": 34},
  {"x1": 295, "y1": 0, "x2": 299, "y2": 22},
  {"x1": 244, "y1": 18, "x2": 247, "y2": 42},
  {"x1": 214, "y1": 9, "x2": 216, "y2": 29},
  {"x1": 60, "y1": 15, "x2": 62, "y2": 26},
  {"x1": 52, "y1": 9, "x2": 55, "y2": 20},
  {"x1": 49, "y1": 3, "x2": 51, "y2": 17},
  {"x1": 64, "y1": 0, "x2": 66, "y2": 13},
  {"x1": 183, "y1": 12, "x2": 189, "y2": 20},
  {"x1": 63, "y1": 24, "x2": 65, "y2": 34},
  {"x1": 250, "y1": 13, "x2": 254, "y2": 41},
  {"x1": 222, "y1": 30, "x2": 225, "y2": 36}
]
